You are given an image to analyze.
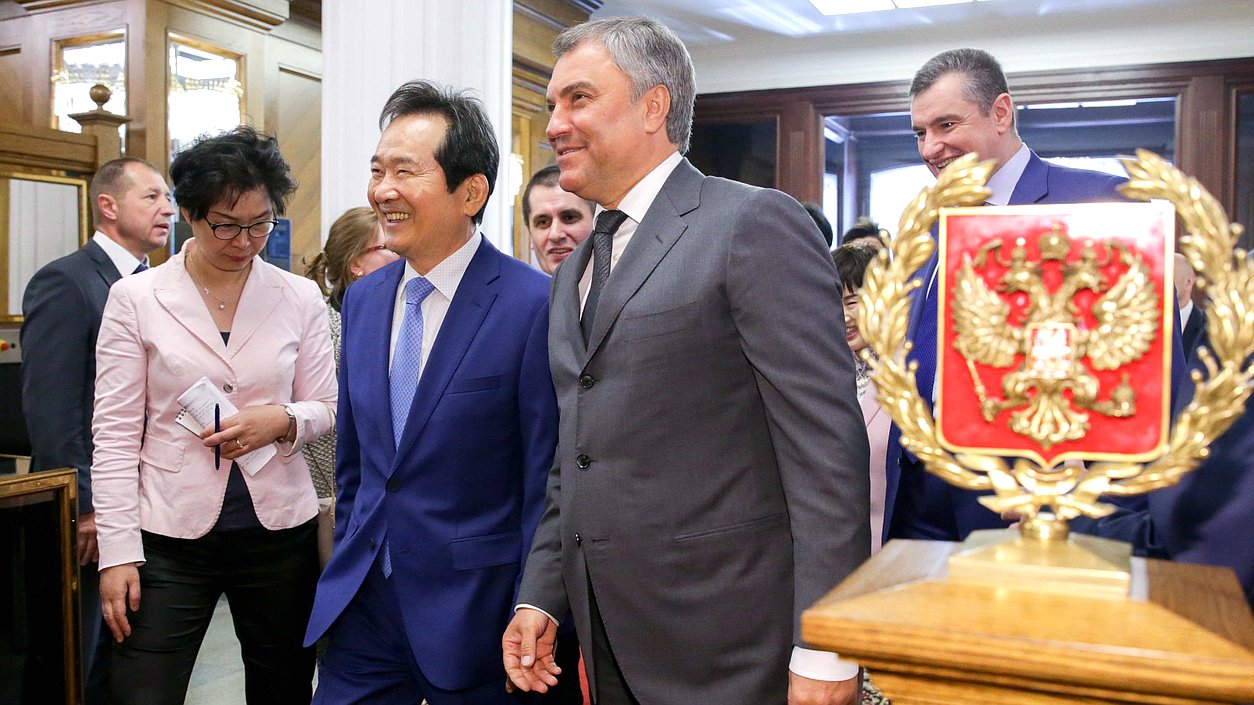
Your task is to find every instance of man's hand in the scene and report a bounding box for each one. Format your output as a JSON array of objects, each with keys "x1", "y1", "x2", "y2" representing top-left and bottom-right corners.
[
  {"x1": 788, "y1": 670, "x2": 860, "y2": 705},
  {"x1": 100, "y1": 563, "x2": 141, "y2": 643},
  {"x1": 77, "y1": 511, "x2": 99, "y2": 566},
  {"x1": 502, "y1": 608, "x2": 561, "y2": 693}
]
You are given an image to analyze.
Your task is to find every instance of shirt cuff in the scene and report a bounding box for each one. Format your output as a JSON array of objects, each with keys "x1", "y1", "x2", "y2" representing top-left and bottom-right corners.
[
  {"x1": 789, "y1": 646, "x2": 860, "y2": 681},
  {"x1": 514, "y1": 603, "x2": 559, "y2": 626}
]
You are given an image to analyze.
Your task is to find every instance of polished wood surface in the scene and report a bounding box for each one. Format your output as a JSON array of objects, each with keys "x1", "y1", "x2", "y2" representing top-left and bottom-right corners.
[{"x1": 803, "y1": 540, "x2": 1254, "y2": 704}]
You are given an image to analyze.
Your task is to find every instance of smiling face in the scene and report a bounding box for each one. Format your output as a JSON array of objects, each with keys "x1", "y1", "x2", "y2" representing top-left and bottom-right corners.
[
  {"x1": 109, "y1": 163, "x2": 174, "y2": 257},
  {"x1": 841, "y1": 286, "x2": 867, "y2": 354},
  {"x1": 526, "y1": 184, "x2": 593, "y2": 274},
  {"x1": 368, "y1": 112, "x2": 484, "y2": 272},
  {"x1": 546, "y1": 41, "x2": 672, "y2": 208},
  {"x1": 185, "y1": 187, "x2": 272, "y2": 273},
  {"x1": 910, "y1": 72, "x2": 1018, "y2": 177}
]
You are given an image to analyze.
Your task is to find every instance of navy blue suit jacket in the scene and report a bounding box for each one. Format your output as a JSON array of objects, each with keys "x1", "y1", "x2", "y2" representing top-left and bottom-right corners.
[
  {"x1": 886, "y1": 150, "x2": 1186, "y2": 541},
  {"x1": 20, "y1": 239, "x2": 122, "y2": 513},
  {"x1": 1073, "y1": 363, "x2": 1254, "y2": 607},
  {"x1": 304, "y1": 238, "x2": 557, "y2": 691}
]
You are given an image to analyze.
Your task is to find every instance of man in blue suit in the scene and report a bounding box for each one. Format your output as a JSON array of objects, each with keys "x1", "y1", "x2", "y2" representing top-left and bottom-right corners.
[
  {"x1": 305, "y1": 80, "x2": 556, "y2": 705},
  {"x1": 888, "y1": 48, "x2": 1184, "y2": 542},
  {"x1": 21, "y1": 157, "x2": 172, "y2": 704},
  {"x1": 1073, "y1": 363, "x2": 1254, "y2": 608}
]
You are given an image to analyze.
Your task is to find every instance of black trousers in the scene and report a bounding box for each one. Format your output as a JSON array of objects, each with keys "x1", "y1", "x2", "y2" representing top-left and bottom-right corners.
[
  {"x1": 108, "y1": 521, "x2": 319, "y2": 705},
  {"x1": 586, "y1": 578, "x2": 638, "y2": 705}
]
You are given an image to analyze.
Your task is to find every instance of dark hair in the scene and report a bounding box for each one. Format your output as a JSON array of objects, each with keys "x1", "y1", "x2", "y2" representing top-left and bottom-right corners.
[
  {"x1": 521, "y1": 164, "x2": 595, "y2": 226},
  {"x1": 909, "y1": 48, "x2": 1010, "y2": 115},
  {"x1": 304, "y1": 206, "x2": 378, "y2": 308},
  {"x1": 554, "y1": 17, "x2": 696, "y2": 153},
  {"x1": 842, "y1": 217, "x2": 882, "y2": 245},
  {"x1": 378, "y1": 80, "x2": 499, "y2": 224},
  {"x1": 90, "y1": 157, "x2": 162, "y2": 224},
  {"x1": 170, "y1": 125, "x2": 297, "y2": 222},
  {"x1": 802, "y1": 203, "x2": 833, "y2": 248},
  {"x1": 832, "y1": 242, "x2": 878, "y2": 293}
]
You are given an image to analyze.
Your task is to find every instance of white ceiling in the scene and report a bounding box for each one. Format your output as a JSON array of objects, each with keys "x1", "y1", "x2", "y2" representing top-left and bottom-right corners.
[{"x1": 593, "y1": 0, "x2": 1218, "y2": 46}]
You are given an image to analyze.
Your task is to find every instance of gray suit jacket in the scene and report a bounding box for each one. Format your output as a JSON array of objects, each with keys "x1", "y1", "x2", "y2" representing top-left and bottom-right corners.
[{"x1": 518, "y1": 159, "x2": 870, "y2": 704}]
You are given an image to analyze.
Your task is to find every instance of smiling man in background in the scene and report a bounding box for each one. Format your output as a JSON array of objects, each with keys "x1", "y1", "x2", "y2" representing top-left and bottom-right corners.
[{"x1": 523, "y1": 164, "x2": 595, "y2": 275}]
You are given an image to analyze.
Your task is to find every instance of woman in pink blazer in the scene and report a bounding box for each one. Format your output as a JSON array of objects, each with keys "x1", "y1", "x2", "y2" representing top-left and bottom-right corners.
[
  {"x1": 92, "y1": 127, "x2": 336, "y2": 705},
  {"x1": 835, "y1": 243, "x2": 890, "y2": 552}
]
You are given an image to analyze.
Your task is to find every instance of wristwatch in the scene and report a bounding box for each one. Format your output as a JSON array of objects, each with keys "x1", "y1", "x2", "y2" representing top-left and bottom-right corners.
[{"x1": 277, "y1": 403, "x2": 297, "y2": 443}]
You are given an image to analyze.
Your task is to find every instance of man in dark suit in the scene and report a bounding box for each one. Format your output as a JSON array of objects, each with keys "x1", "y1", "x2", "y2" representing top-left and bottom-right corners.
[
  {"x1": 304, "y1": 81, "x2": 557, "y2": 705},
  {"x1": 503, "y1": 17, "x2": 870, "y2": 705},
  {"x1": 1073, "y1": 362, "x2": 1254, "y2": 607},
  {"x1": 1175, "y1": 252, "x2": 1209, "y2": 361},
  {"x1": 888, "y1": 48, "x2": 1186, "y2": 542},
  {"x1": 20, "y1": 156, "x2": 172, "y2": 704}
]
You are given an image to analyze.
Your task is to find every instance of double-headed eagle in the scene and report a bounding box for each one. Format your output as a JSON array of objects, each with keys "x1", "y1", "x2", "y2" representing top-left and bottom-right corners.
[{"x1": 951, "y1": 225, "x2": 1160, "y2": 448}]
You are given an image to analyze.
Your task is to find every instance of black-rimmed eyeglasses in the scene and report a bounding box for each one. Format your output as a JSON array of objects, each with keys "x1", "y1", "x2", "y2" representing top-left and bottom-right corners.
[{"x1": 205, "y1": 218, "x2": 279, "y2": 240}]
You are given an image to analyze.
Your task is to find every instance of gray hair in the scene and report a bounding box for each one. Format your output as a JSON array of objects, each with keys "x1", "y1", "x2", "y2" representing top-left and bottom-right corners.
[
  {"x1": 909, "y1": 48, "x2": 1010, "y2": 115},
  {"x1": 554, "y1": 16, "x2": 696, "y2": 153}
]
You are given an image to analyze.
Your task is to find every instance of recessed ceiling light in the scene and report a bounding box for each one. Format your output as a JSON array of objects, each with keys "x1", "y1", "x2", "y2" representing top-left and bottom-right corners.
[
  {"x1": 808, "y1": 0, "x2": 895, "y2": 16},
  {"x1": 893, "y1": 0, "x2": 972, "y2": 7}
]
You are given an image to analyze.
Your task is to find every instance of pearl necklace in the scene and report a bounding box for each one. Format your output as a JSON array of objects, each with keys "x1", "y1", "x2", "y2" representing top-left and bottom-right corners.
[{"x1": 187, "y1": 252, "x2": 244, "y2": 311}]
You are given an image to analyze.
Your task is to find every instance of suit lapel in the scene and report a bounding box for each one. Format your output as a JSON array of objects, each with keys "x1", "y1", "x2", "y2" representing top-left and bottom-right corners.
[
  {"x1": 225, "y1": 259, "x2": 283, "y2": 359},
  {"x1": 584, "y1": 160, "x2": 701, "y2": 359},
  {"x1": 392, "y1": 239, "x2": 499, "y2": 468},
  {"x1": 558, "y1": 238, "x2": 593, "y2": 356},
  {"x1": 361, "y1": 260, "x2": 405, "y2": 461},
  {"x1": 1008, "y1": 150, "x2": 1049, "y2": 205},
  {"x1": 83, "y1": 239, "x2": 122, "y2": 289},
  {"x1": 152, "y1": 253, "x2": 230, "y2": 365}
]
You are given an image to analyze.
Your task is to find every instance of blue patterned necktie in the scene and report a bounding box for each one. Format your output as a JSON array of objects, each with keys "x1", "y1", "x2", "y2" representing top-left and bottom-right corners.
[
  {"x1": 390, "y1": 276, "x2": 436, "y2": 446},
  {"x1": 581, "y1": 209, "x2": 629, "y2": 343},
  {"x1": 382, "y1": 275, "x2": 435, "y2": 578},
  {"x1": 132, "y1": 261, "x2": 149, "y2": 274}
]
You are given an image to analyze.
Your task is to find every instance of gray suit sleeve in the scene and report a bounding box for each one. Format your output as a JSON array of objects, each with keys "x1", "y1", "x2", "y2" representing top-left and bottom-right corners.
[{"x1": 725, "y1": 187, "x2": 872, "y2": 643}]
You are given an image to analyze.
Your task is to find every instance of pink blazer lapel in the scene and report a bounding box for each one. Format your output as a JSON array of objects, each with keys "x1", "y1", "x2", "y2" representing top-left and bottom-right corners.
[
  {"x1": 225, "y1": 259, "x2": 283, "y2": 358},
  {"x1": 858, "y1": 382, "x2": 885, "y2": 428},
  {"x1": 152, "y1": 253, "x2": 230, "y2": 364}
]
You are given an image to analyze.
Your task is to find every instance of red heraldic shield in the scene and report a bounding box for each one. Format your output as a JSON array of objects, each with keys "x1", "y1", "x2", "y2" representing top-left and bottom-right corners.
[{"x1": 935, "y1": 202, "x2": 1175, "y2": 467}]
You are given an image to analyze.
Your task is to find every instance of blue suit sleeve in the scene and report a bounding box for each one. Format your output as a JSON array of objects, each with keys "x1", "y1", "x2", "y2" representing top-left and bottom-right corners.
[{"x1": 333, "y1": 295, "x2": 361, "y2": 545}]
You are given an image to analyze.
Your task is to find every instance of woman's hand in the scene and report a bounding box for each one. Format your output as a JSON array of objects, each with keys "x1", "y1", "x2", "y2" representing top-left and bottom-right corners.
[
  {"x1": 200, "y1": 404, "x2": 290, "y2": 460},
  {"x1": 100, "y1": 563, "x2": 141, "y2": 643}
]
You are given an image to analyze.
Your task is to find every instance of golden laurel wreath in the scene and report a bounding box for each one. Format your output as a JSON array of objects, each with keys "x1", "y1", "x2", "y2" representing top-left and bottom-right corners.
[{"x1": 857, "y1": 150, "x2": 1254, "y2": 530}]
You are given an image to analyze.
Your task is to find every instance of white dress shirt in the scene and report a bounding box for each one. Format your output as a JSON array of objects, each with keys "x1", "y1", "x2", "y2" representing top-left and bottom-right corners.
[
  {"x1": 577, "y1": 150, "x2": 684, "y2": 311},
  {"x1": 92, "y1": 230, "x2": 147, "y2": 277},
  {"x1": 388, "y1": 232, "x2": 481, "y2": 374},
  {"x1": 983, "y1": 143, "x2": 1031, "y2": 207},
  {"x1": 1179, "y1": 299, "x2": 1194, "y2": 330}
]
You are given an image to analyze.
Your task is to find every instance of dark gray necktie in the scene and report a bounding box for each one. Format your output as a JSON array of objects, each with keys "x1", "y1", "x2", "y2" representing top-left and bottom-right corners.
[
  {"x1": 581, "y1": 209, "x2": 629, "y2": 343},
  {"x1": 133, "y1": 261, "x2": 149, "y2": 274}
]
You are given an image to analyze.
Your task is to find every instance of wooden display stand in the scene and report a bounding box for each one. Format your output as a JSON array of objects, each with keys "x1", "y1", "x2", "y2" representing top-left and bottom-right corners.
[{"x1": 803, "y1": 540, "x2": 1254, "y2": 704}]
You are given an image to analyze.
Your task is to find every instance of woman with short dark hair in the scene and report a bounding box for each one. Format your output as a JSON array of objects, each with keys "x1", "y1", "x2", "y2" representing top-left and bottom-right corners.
[{"x1": 92, "y1": 126, "x2": 336, "y2": 704}]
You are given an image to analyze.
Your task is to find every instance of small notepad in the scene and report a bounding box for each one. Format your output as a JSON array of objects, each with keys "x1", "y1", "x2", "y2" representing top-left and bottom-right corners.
[{"x1": 175, "y1": 377, "x2": 276, "y2": 476}]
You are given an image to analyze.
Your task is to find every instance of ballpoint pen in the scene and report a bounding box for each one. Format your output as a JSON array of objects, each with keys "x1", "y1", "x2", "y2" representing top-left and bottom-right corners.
[{"x1": 214, "y1": 403, "x2": 221, "y2": 470}]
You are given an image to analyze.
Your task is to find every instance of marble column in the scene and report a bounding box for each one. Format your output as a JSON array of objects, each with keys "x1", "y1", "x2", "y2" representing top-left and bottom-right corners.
[{"x1": 322, "y1": 0, "x2": 514, "y2": 254}]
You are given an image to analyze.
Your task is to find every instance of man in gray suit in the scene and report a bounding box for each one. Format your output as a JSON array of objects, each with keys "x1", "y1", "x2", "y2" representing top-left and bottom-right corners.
[{"x1": 503, "y1": 17, "x2": 870, "y2": 705}]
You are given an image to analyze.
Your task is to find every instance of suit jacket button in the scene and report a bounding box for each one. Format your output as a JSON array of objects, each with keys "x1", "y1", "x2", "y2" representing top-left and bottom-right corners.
[
  {"x1": 574, "y1": 533, "x2": 582, "y2": 546},
  {"x1": 223, "y1": 381, "x2": 235, "y2": 393},
  {"x1": 579, "y1": 374, "x2": 595, "y2": 389},
  {"x1": 386, "y1": 479, "x2": 400, "y2": 493},
  {"x1": 575, "y1": 454, "x2": 591, "y2": 469},
  {"x1": 369, "y1": 538, "x2": 377, "y2": 549}
]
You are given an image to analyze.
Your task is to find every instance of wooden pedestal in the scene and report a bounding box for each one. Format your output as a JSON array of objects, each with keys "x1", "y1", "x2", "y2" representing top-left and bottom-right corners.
[{"x1": 802, "y1": 540, "x2": 1254, "y2": 704}]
